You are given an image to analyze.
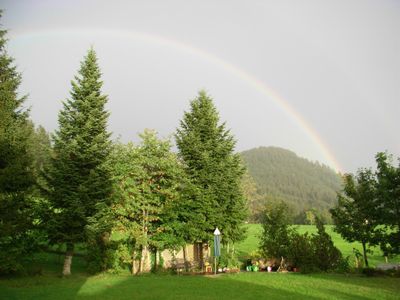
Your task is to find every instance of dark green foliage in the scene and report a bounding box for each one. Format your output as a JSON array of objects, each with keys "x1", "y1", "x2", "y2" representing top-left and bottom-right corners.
[
  {"x1": 259, "y1": 201, "x2": 294, "y2": 260},
  {"x1": 260, "y1": 204, "x2": 342, "y2": 272},
  {"x1": 134, "y1": 130, "x2": 189, "y2": 252},
  {"x1": 30, "y1": 125, "x2": 52, "y2": 181},
  {"x1": 286, "y1": 232, "x2": 315, "y2": 273},
  {"x1": 312, "y1": 217, "x2": 342, "y2": 271},
  {"x1": 105, "y1": 131, "x2": 190, "y2": 272},
  {"x1": 175, "y1": 90, "x2": 247, "y2": 244},
  {"x1": 331, "y1": 152, "x2": 400, "y2": 264},
  {"x1": 45, "y1": 48, "x2": 112, "y2": 274},
  {"x1": 375, "y1": 152, "x2": 400, "y2": 255},
  {"x1": 0, "y1": 13, "x2": 34, "y2": 193},
  {"x1": 330, "y1": 170, "x2": 379, "y2": 267},
  {"x1": 218, "y1": 247, "x2": 240, "y2": 269},
  {"x1": 241, "y1": 146, "x2": 342, "y2": 222},
  {"x1": 360, "y1": 266, "x2": 400, "y2": 278},
  {"x1": 258, "y1": 202, "x2": 315, "y2": 272},
  {"x1": 361, "y1": 267, "x2": 385, "y2": 277},
  {"x1": 0, "y1": 11, "x2": 37, "y2": 274},
  {"x1": 241, "y1": 172, "x2": 264, "y2": 222}
]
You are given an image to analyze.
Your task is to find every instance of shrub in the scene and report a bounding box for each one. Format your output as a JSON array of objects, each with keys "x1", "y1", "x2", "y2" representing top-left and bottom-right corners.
[
  {"x1": 287, "y1": 232, "x2": 316, "y2": 273},
  {"x1": 85, "y1": 236, "x2": 122, "y2": 274},
  {"x1": 361, "y1": 267, "x2": 385, "y2": 277},
  {"x1": 335, "y1": 256, "x2": 351, "y2": 273},
  {"x1": 218, "y1": 247, "x2": 240, "y2": 269},
  {"x1": 260, "y1": 205, "x2": 345, "y2": 273},
  {"x1": 259, "y1": 201, "x2": 295, "y2": 260},
  {"x1": 312, "y1": 217, "x2": 342, "y2": 271},
  {"x1": 385, "y1": 268, "x2": 400, "y2": 277}
]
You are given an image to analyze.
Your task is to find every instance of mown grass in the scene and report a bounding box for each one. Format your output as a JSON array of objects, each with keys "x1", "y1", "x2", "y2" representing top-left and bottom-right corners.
[
  {"x1": 1, "y1": 272, "x2": 400, "y2": 299},
  {"x1": 1, "y1": 224, "x2": 399, "y2": 299}
]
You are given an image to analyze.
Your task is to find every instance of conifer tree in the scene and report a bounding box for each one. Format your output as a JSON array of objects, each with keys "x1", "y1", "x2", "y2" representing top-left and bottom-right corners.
[
  {"x1": 0, "y1": 11, "x2": 36, "y2": 274},
  {"x1": 46, "y1": 48, "x2": 112, "y2": 276},
  {"x1": 175, "y1": 91, "x2": 247, "y2": 246}
]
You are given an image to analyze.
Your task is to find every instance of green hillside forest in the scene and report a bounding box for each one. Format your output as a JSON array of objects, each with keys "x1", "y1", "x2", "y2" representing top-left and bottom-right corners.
[{"x1": 240, "y1": 146, "x2": 342, "y2": 222}]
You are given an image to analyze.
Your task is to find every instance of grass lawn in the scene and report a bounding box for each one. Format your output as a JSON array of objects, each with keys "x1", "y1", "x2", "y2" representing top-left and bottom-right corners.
[
  {"x1": 1, "y1": 224, "x2": 399, "y2": 299},
  {"x1": 1, "y1": 272, "x2": 399, "y2": 300}
]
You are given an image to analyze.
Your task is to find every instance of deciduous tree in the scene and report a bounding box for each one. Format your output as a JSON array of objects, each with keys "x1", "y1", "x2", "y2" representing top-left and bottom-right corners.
[
  {"x1": 109, "y1": 130, "x2": 189, "y2": 273},
  {"x1": 375, "y1": 152, "x2": 400, "y2": 255},
  {"x1": 330, "y1": 170, "x2": 379, "y2": 267}
]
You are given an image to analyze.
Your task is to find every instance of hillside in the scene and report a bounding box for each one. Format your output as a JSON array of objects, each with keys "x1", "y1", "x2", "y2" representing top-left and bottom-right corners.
[{"x1": 240, "y1": 146, "x2": 342, "y2": 222}]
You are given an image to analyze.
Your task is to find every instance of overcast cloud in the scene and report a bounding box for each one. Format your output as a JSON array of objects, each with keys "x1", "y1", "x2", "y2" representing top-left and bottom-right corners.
[{"x1": 2, "y1": 0, "x2": 400, "y2": 173}]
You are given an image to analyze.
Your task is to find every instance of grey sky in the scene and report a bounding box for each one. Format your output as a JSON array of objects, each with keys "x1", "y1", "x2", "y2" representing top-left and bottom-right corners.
[{"x1": 2, "y1": 0, "x2": 399, "y2": 173}]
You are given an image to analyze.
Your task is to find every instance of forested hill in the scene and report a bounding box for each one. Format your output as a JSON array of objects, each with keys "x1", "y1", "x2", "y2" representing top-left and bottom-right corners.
[{"x1": 240, "y1": 146, "x2": 343, "y2": 220}]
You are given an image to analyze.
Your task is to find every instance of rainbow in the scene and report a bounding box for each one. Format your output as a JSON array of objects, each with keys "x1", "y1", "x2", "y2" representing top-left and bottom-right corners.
[{"x1": 9, "y1": 28, "x2": 342, "y2": 172}]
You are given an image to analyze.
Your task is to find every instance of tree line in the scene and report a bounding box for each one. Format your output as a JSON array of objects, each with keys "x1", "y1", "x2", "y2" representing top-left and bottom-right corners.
[{"x1": 0, "y1": 13, "x2": 247, "y2": 276}]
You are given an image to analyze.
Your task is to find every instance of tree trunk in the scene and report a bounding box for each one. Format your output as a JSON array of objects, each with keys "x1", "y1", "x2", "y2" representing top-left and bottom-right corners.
[
  {"x1": 139, "y1": 209, "x2": 151, "y2": 273},
  {"x1": 183, "y1": 245, "x2": 189, "y2": 272},
  {"x1": 139, "y1": 246, "x2": 143, "y2": 273},
  {"x1": 132, "y1": 250, "x2": 136, "y2": 275},
  {"x1": 62, "y1": 243, "x2": 74, "y2": 276},
  {"x1": 362, "y1": 241, "x2": 369, "y2": 267},
  {"x1": 141, "y1": 245, "x2": 150, "y2": 272},
  {"x1": 200, "y1": 240, "x2": 205, "y2": 271},
  {"x1": 154, "y1": 249, "x2": 158, "y2": 272}
]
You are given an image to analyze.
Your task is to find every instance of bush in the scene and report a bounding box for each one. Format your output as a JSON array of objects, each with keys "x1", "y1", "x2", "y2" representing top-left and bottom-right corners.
[
  {"x1": 85, "y1": 236, "x2": 122, "y2": 274},
  {"x1": 335, "y1": 256, "x2": 351, "y2": 273},
  {"x1": 259, "y1": 201, "x2": 295, "y2": 260},
  {"x1": 259, "y1": 205, "x2": 344, "y2": 273},
  {"x1": 361, "y1": 267, "x2": 385, "y2": 277},
  {"x1": 287, "y1": 232, "x2": 316, "y2": 273},
  {"x1": 312, "y1": 218, "x2": 342, "y2": 271},
  {"x1": 218, "y1": 247, "x2": 240, "y2": 269},
  {"x1": 385, "y1": 268, "x2": 400, "y2": 277}
]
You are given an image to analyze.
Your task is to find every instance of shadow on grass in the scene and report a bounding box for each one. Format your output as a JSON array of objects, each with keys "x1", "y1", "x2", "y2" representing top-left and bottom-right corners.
[
  {"x1": 75, "y1": 274, "x2": 323, "y2": 300},
  {"x1": 2, "y1": 270, "x2": 400, "y2": 300},
  {"x1": 77, "y1": 272, "x2": 400, "y2": 300},
  {"x1": 0, "y1": 252, "x2": 89, "y2": 300}
]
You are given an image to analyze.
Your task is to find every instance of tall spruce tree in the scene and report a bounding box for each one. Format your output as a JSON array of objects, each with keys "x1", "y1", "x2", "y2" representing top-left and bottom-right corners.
[
  {"x1": 175, "y1": 91, "x2": 247, "y2": 246},
  {"x1": 0, "y1": 11, "x2": 36, "y2": 274},
  {"x1": 46, "y1": 48, "x2": 112, "y2": 276}
]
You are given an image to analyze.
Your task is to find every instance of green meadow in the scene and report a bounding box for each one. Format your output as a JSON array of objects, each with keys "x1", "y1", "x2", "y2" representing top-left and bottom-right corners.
[
  {"x1": 236, "y1": 224, "x2": 400, "y2": 267},
  {"x1": 1, "y1": 224, "x2": 399, "y2": 300}
]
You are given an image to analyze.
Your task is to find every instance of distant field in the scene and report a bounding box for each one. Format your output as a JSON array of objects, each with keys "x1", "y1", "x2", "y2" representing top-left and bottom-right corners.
[{"x1": 236, "y1": 224, "x2": 400, "y2": 267}]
